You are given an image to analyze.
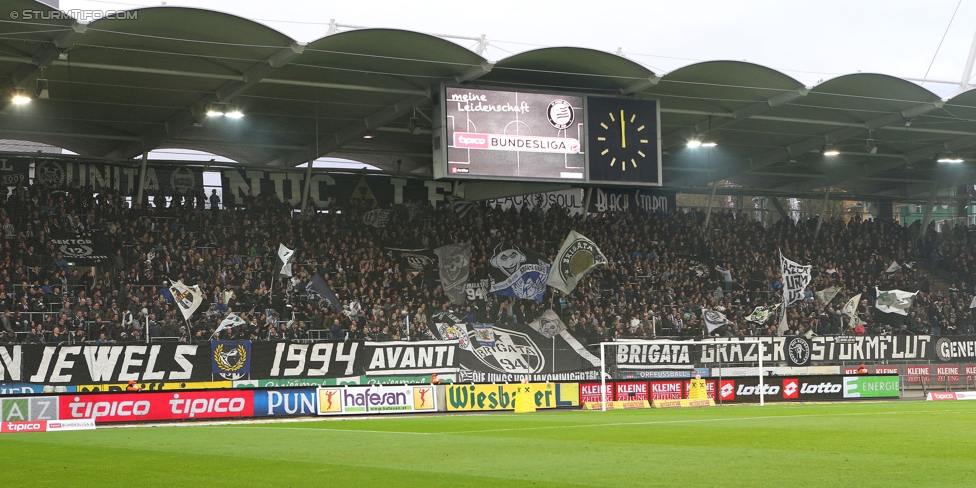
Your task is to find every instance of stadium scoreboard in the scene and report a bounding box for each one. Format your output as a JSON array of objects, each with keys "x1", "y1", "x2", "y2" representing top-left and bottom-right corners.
[{"x1": 433, "y1": 85, "x2": 661, "y2": 186}]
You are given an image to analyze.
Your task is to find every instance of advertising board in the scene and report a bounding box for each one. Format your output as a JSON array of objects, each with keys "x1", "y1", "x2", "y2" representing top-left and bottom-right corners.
[
  {"x1": 253, "y1": 389, "x2": 318, "y2": 417},
  {"x1": 317, "y1": 385, "x2": 436, "y2": 415},
  {"x1": 445, "y1": 383, "x2": 558, "y2": 412},
  {"x1": 715, "y1": 375, "x2": 899, "y2": 403},
  {"x1": 59, "y1": 390, "x2": 254, "y2": 423},
  {"x1": 1, "y1": 419, "x2": 95, "y2": 434}
]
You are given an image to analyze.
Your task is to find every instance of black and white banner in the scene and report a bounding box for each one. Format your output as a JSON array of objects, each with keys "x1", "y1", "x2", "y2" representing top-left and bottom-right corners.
[
  {"x1": 48, "y1": 238, "x2": 111, "y2": 265},
  {"x1": 364, "y1": 341, "x2": 458, "y2": 375},
  {"x1": 388, "y1": 248, "x2": 437, "y2": 271},
  {"x1": 780, "y1": 251, "x2": 812, "y2": 306},
  {"x1": 587, "y1": 187, "x2": 676, "y2": 214},
  {"x1": 612, "y1": 335, "x2": 937, "y2": 369},
  {"x1": 435, "y1": 242, "x2": 471, "y2": 305},
  {"x1": 31, "y1": 158, "x2": 204, "y2": 195},
  {"x1": 487, "y1": 241, "x2": 551, "y2": 302},
  {"x1": 427, "y1": 315, "x2": 599, "y2": 383}
]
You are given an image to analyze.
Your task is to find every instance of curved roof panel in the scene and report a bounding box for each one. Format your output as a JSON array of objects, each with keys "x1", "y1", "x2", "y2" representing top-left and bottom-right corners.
[
  {"x1": 481, "y1": 47, "x2": 654, "y2": 92},
  {"x1": 0, "y1": 2, "x2": 974, "y2": 200}
]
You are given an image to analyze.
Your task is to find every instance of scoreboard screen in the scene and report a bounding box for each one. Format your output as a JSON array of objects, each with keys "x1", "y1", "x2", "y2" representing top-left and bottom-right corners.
[
  {"x1": 441, "y1": 86, "x2": 586, "y2": 181},
  {"x1": 434, "y1": 85, "x2": 661, "y2": 186}
]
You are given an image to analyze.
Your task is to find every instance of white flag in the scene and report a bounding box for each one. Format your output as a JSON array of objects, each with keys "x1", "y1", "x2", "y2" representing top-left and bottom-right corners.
[
  {"x1": 169, "y1": 280, "x2": 203, "y2": 321},
  {"x1": 435, "y1": 321, "x2": 473, "y2": 352},
  {"x1": 970, "y1": 296, "x2": 976, "y2": 309},
  {"x1": 885, "y1": 261, "x2": 902, "y2": 273},
  {"x1": 546, "y1": 231, "x2": 607, "y2": 294},
  {"x1": 214, "y1": 313, "x2": 246, "y2": 336},
  {"x1": 875, "y1": 287, "x2": 918, "y2": 316},
  {"x1": 702, "y1": 308, "x2": 730, "y2": 333},
  {"x1": 780, "y1": 251, "x2": 812, "y2": 306},
  {"x1": 842, "y1": 293, "x2": 862, "y2": 318},
  {"x1": 745, "y1": 305, "x2": 774, "y2": 324},
  {"x1": 814, "y1": 286, "x2": 841, "y2": 305},
  {"x1": 528, "y1": 309, "x2": 568, "y2": 339},
  {"x1": 276, "y1": 244, "x2": 295, "y2": 278}
]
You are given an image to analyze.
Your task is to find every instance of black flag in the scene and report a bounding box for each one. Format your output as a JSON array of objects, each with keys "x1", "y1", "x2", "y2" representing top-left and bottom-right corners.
[{"x1": 306, "y1": 272, "x2": 341, "y2": 313}]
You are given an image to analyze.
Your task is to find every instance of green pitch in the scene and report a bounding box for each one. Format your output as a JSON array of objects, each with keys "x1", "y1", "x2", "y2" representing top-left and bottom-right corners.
[{"x1": 3, "y1": 401, "x2": 974, "y2": 487}]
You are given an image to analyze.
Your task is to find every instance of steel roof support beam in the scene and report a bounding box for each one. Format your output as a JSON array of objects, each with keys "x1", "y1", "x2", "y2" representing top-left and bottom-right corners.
[
  {"x1": 674, "y1": 101, "x2": 945, "y2": 186},
  {"x1": 456, "y1": 62, "x2": 494, "y2": 83},
  {"x1": 106, "y1": 43, "x2": 307, "y2": 160},
  {"x1": 275, "y1": 94, "x2": 429, "y2": 166},
  {"x1": 661, "y1": 87, "x2": 809, "y2": 149},
  {"x1": 1, "y1": 23, "x2": 87, "y2": 95},
  {"x1": 791, "y1": 134, "x2": 976, "y2": 192},
  {"x1": 620, "y1": 76, "x2": 661, "y2": 95}
]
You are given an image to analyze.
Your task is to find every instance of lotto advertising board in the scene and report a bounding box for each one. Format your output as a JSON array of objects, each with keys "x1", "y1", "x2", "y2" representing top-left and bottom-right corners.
[
  {"x1": 715, "y1": 375, "x2": 899, "y2": 403},
  {"x1": 58, "y1": 390, "x2": 254, "y2": 423},
  {"x1": 317, "y1": 385, "x2": 437, "y2": 415}
]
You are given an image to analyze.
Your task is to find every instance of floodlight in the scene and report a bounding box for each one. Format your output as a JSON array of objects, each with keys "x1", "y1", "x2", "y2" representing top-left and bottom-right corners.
[{"x1": 936, "y1": 153, "x2": 963, "y2": 163}]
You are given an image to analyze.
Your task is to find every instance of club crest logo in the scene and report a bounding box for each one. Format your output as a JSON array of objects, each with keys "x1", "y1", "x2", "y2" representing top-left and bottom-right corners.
[
  {"x1": 169, "y1": 167, "x2": 197, "y2": 194},
  {"x1": 35, "y1": 161, "x2": 65, "y2": 186},
  {"x1": 212, "y1": 341, "x2": 250, "y2": 380},
  {"x1": 471, "y1": 326, "x2": 544, "y2": 374},
  {"x1": 547, "y1": 99, "x2": 575, "y2": 130},
  {"x1": 787, "y1": 337, "x2": 811, "y2": 366}
]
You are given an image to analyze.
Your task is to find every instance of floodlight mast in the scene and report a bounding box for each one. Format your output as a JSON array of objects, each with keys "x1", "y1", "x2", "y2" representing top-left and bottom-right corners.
[{"x1": 598, "y1": 339, "x2": 766, "y2": 411}]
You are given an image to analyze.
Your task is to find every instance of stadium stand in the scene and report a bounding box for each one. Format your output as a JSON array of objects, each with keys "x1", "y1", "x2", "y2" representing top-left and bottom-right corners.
[{"x1": 0, "y1": 178, "x2": 971, "y2": 347}]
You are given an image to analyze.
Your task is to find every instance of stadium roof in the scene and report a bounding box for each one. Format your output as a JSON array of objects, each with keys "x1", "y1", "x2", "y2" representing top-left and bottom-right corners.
[{"x1": 2, "y1": 0, "x2": 976, "y2": 202}]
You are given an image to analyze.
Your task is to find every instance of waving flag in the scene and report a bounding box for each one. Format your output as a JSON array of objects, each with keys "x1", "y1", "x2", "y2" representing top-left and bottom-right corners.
[
  {"x1": 547, "y1": 231, "x2": 607, "y2": 295},
  {"x1": 169, "y1": 280, "x2": 203, "y2": 321},
  {"x1": 875, "y1": 287, "x2": 918, "y2": 316},
  {"x1": 276, "y1": 244, "x2": 296, "y2": 278},
  {"x1": 435, "y1": 242, "x2": 471, "y2": 305},
  {"x1": 213, "y1": 313, "x2": 246, "y2": 337}
]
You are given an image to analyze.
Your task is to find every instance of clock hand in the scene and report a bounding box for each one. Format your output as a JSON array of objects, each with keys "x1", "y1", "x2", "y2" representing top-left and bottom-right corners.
[{"x1": 620, "y1": 110, "x2": 626, "y2": 149}]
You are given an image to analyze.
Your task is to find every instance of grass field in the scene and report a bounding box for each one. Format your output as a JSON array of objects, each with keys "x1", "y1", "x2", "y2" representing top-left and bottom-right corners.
[{"x1": 2, "y1": 400, "x2": 975, "y2": 487}]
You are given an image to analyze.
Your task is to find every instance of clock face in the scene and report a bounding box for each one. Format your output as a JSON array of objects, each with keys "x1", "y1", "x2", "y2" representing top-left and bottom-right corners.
[{"x1": 586, "y1": 96, "x2": 661, "y2": 185}]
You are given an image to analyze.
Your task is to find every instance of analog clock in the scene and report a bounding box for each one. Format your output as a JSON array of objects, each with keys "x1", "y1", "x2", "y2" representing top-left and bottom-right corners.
[{"x1": 586, "y1": 96, "x2": 661, "y2": 185}]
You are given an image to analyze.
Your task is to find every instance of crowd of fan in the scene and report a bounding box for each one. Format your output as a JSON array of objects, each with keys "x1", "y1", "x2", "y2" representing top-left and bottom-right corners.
[{"x1": 1, "y1": 178, "x2": 975, "y2": 347}]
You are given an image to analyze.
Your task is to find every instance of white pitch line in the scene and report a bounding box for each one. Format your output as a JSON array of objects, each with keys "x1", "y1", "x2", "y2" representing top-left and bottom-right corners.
[
  {"x1": 438, "y1": 408, "x2": 976, "y2": 435},
  {"x1": 94, "y1": 406, "x2": 973, "y2": 434}
]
